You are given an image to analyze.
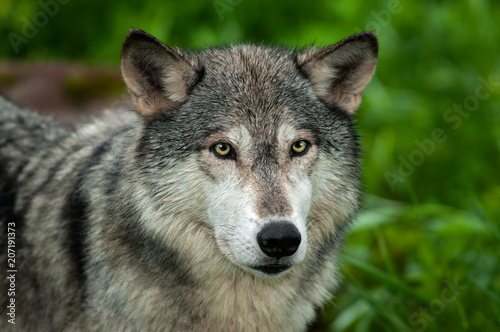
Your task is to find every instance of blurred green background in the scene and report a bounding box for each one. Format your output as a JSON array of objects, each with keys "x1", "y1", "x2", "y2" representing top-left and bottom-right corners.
[{"x1": 1, "y1": 0, "x2": 499, "y2": 331}]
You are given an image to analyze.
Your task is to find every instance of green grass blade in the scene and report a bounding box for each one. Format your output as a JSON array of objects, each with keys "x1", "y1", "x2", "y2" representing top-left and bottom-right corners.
[{"x1": 343, "y1": 253, "x2": 430, "y2": 305}]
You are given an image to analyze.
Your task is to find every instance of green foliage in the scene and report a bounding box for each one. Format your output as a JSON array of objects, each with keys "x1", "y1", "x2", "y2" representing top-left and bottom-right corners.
[
  {"x1": 316, "y1": 195, "x2": 500, "y2": 331},
  {"x1": 1, "y1": 0, "x2": 499, "y2": 331}
]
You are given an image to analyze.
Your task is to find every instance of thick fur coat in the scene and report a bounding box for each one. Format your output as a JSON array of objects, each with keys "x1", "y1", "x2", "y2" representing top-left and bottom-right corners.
[{"x1": 0, "y1": 29, "x2": 377, "y2": 331}]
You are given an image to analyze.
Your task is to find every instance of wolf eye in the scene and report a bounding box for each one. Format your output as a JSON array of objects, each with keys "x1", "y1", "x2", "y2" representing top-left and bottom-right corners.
[
  {"x1": 212, "y1": 143, "x2": 235, "y2": 160},
  {"x1": 291, "y1": 140, "x2": 309, "y2": 156}
]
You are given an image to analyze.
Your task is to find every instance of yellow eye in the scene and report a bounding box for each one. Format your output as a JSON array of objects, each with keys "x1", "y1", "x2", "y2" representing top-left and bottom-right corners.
[
  {"x1": 291, "y1": 140, "x2": 309, "y2": 155},
  {"x1": 213, "y1": 143, "x2": 232, "y2": 157}
]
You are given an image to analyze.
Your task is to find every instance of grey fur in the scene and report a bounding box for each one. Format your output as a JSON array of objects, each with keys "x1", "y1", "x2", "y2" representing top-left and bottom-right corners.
[{"x1": 0, "y1": 29, "x2": 377, "y2": 331}]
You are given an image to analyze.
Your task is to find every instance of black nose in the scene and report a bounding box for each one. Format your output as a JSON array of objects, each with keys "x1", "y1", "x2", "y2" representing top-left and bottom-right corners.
[{"x1": 257, "y1": 222, "x2": 301, "y2": 258}]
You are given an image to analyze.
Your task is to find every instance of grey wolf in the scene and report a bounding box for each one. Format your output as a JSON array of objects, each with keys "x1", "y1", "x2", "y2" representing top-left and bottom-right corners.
[{"x1": 0, "y1": 29, "x2": 378, "y2": 331}]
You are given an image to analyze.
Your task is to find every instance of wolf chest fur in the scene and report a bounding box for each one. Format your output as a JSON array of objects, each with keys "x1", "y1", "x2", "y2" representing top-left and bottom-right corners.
[{"x1": 0, "y1": 29, "x2": 377, "y2": 331}]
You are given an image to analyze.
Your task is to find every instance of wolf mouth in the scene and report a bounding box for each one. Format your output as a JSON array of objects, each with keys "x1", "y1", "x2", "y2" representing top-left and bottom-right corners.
[{"x1": 252, "y1": 264, "x2": 292, "y2": 275}]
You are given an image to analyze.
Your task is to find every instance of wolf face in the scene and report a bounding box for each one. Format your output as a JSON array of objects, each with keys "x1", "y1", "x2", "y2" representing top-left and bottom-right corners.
[
  {"x1": 121, "y1": 30, "x2": 378, "y2": 279},
  {"x1": 201, "y1": 122, "x2": 315, "y2": 277}
]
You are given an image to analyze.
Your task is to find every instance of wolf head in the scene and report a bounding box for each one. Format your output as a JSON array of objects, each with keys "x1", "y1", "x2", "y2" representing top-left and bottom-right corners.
[{"x1": 120, "y1": 29, "x2": 377, "y2": 279}]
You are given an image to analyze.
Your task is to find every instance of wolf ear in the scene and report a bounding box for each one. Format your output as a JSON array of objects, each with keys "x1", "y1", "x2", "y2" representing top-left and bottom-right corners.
[
  {"x1": 121, "y1": 29, "x2": 201, "y2": 117},
  {"x1": 297, "y1": 31, "x2": 378, "y2": 114}
]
